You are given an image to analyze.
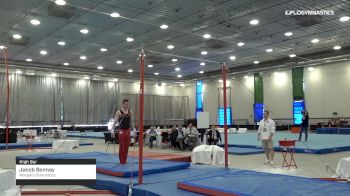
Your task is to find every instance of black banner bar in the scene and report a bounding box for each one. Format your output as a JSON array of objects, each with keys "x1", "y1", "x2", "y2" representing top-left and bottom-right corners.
[
  {"x1": 16, "y1": 159, "x2": 96, "y2": 165},
  {"x1": 16, "y1": 179, "x2": 96, "y2": 185}
]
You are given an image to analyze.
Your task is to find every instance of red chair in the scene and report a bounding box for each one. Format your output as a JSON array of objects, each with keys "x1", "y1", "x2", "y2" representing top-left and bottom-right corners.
[{"x1": 279, "y1": 139, "x2": 297, "y2": 169}]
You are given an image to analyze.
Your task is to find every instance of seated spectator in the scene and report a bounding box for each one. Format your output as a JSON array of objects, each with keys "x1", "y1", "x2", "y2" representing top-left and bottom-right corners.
[
  {"x1": 149, "y1": 126, "x2": 157, "y2": 148},
  {"x1": 183, "y1": 123, "x2": 199, "y2": 150},
  {"x1": 169, "y1": 125, "x2": 179, "y2": 149},
  {"x1": 206, "y1": 125, "x2": 222, "y2": 145}
]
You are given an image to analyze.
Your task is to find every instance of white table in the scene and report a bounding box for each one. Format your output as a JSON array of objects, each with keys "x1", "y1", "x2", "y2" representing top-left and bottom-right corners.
[
  {"x1": 23, "y1": 129, "x2": 37, "y2": 136},
  {"x1": 52, "y1": 140, "x2": 79, "y2": 150},
  {"x1": 0, "y1": 169, "x2": 20, "y2": 196},
  {"x1": 336, "y1": 156, "x2": 350, "y2": 178},
  {"x1": 17, "y1": 136, "x2": 41, "y2": 143},
  {"x1": 57, "y1": 130, "x2": 67, "y2": 138},
  {"x1": 191, "y1": 145, "x2": 225, "y2": 165}
]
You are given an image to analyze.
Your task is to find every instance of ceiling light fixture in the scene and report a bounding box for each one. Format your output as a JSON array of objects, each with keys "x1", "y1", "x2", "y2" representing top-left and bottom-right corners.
[
  {"x1": 249, "y1": 19, "x2": 259, "y2": 25},
  {"x1": 51, "y1": 73, "x2": 57, "y2": 77},
  {"x1": 116, "y1": 60, "x2": 123, "y2": 64},
  {"x1": 57, "y1": 41, "x2": 66, "y2": 46},
  {"x1": 40, "y1": 50, "x2": 47, "y2": 55},
  {"x1": 172, "y1": 58, "x2": 178, "y2": 62},
  {"x1": 199, "y1": 71, "x2": 204, "y2": 74},
  {"x1": 333, "y1": 45, "x2": 341, "y2": 50},
  {"x1": 203, "y1": 34, "x2": 211, "y2": 39},
  {"x1": 12, "y1": 34, "x2": 22, "y2": 39},
  {"x1": 254, "y1": 61, "x2": 260, "y2": 64},
  {"x1": 55, "y1": 0, "x2": 66, "y2": 6},
  {"x1": 339, "y1": 16, "x2": 349, "y2": 22},
  {"x1": 126, "y1": 37, "x2": 134, "y2": 42},
  {"x1": 80, "y1": 29, "x2": 89, "y2": 34},
  {"x1": 167, "y1": 45, "x2": 174, "y2": 50},
  {"x1": 284, "y1": 32, "x2": 293, "y2": 37},
  {"x1": 25, "y1": 58, "x2": 32, "y2": 62},
  {"x1": 148, "y1": 64, "x2": 153, "y2": 68},
  {"x1": 160, "y1": 24, "x2": 168, "y2": 29},
  {"x1": 200, "y1": 62, "x2": 205, "y2": 66},
  {"x1": 154, "y1": 72, "x2": 159, "y2": 75},
  {"x1": 84, "y1": 76, "x2": 90, "y2": 80},
  {"x1": 289, "y1": 54, "x2": 296, "y2": 58},
  {"x1": 97, "y1": 66, "x2": 103, "y2": 70},
  {"x1": 229, "y1": 55, "x2": 236, "y2": 60},
  {"x1": 237, "y1": 42, "x2": 245, "y2": 47},
  {"x1": 266, "y1": 48, "x2": 273, "y2": 52},
  {"x1": 30, "y1": 19, "x2": 40, "y2": 25},
  {"x1": 100, "y1": 48, "x2": 108, "y2": 52},
  {"x1": 201, "y1": 51, "x2": 208, "y2": 55},
  {"x1": 63, "y1": 62, "x2": 69, "y2": 66},
  {"x1": 311, "y1": 38, "x2": 319, "y2": 43},
  {"x1": 177, "y1": 75, "x2": 182, "y2": 78},
  {"x1": 244, "y1": 75, "x2": 249, "y2": 79},
  {"x1": 308, "y1": 67, "x2": 315, "y2": 71},
  {"x1": 128, "y1": 69, "x2": 133, "y2": 73},
  {"x1": 80, "y1": 56, "x2": 87, "y2": 60},
  {"x1": 175, "y1": 67, "x2": 180, "y2": 71},
  {"x1": 110, "y1": 12, "x2": 120, "y2": 18},
  {"x1": 0, "y1": 45, "x2": 5, "y2": 49}
]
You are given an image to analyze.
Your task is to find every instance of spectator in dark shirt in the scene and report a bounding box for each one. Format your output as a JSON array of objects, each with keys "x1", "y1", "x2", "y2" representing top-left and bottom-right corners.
[
  {"x1": 206, "y1": 125, "x2": 222, "y2": 145},
  {"x1": 299, "y1": 111, "x2": 309, "y2": 142}
]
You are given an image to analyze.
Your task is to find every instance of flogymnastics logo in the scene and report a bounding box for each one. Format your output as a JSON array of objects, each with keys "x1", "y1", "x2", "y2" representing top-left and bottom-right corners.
[{"x1": 285, "y1": 10, "x2": 334, "y2": 16}]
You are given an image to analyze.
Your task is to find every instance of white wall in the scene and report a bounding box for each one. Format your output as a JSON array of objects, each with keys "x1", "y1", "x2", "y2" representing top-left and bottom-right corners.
[
  {"x1": 185, "y1": 77, "x2": 255, "y2": 125},
  {"x1": 305, "y1": 61, "x2": 350, "y2": 117},
  {"x1": 263, "y1": 71, "x2": 293, "y2": 119},
  {"x1": 183, "y1": 60, "x2": 350, "y2": 124}
]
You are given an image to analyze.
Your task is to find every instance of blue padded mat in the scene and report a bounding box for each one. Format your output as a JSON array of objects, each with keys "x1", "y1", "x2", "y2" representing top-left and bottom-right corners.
[
  {"x1": 16, "y1": 152, "x2": 190, "y2": 177},
  {"x1": 316, "y1": 127, "x2": 350, "y2": 134},
  {"x1": 0, "y1": 142, "x2": 93, "y2": 150},
  {"x1": 91, "y1": 165, "x2": 226, "y2": 196},
  {"x1": 178, "y1": 169, "x2": 350, "y2": 196},
  {"x1": 66, "y1": 132, "x2": 104, "y2": 139},
  {"x1": 227, "y1": 147, "x2": 264, "y2": 155},
  {"x1": 218, "y1": 132, "x2": 350, "y2": 154}
]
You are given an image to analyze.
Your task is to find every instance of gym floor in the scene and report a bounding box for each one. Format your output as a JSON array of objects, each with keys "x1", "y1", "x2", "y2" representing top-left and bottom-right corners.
[{"x1": 0, "y1": 137, "x2": 348, "y2": 195}]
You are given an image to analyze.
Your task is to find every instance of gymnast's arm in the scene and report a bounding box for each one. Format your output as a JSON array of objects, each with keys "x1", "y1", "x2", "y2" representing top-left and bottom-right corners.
[{"x1": 111, "y1": 110, "x2": 121, "y2": 131}]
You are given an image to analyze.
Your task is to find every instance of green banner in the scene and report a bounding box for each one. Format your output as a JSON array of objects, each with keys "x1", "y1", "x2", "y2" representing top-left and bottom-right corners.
[
  {"x1": 254, "y1": 73, "x2": 263, "y2": 103},
  {"x1": 292, "y1": 67, "x2": 304, "y2": 100}
]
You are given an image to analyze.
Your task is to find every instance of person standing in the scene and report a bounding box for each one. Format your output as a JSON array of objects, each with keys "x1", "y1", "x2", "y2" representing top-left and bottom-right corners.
[
  {"x1": 111, "y1": 99, "x2": 134, "y2": 164},
  {"x1": 257, "y1": 111, "x2": 276, "y2": 166},
  {"x1": 299, "y1": 111, "x2": 309, "y2": 142}
]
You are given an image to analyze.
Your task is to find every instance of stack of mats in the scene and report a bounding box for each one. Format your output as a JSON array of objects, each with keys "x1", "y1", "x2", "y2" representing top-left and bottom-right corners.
[
  {"x1": 66, "y1": 131, "x2": 105, "y2": 139},
  {"x1": 16, "y1": 151, "x2": 190, "y2": 177},
  {"x1": 177, "y1": 169, "x2": 350, "y2": 196},
  {"x1": 0, "y1": 142, "x2": 93, "y2": 150},
  {"x1": 218, "y1": 132, "x2": 350, "y2": 154},
  {"x1": 131, "y1": 151, "x2": 191, "y2": 162},
  {"x1": 316, "y1": 127, "x2": 350, "y2": 134},
  {"x1": 227, "y1": 147, "x2": 264, "y2": 155}
]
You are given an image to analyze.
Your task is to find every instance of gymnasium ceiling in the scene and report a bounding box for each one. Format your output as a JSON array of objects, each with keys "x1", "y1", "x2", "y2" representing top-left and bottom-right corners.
[{"x1": 0, "y1": 0, "x2": 350, "y2": 82}]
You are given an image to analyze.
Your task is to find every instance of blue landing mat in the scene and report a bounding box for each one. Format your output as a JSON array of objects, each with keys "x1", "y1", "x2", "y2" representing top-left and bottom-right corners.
[
  {"x1": 92, "y1": 165, "x2": 226, "y2": 196},
  {"x1": 227, "y1": 147, "x2": 264, "y2": 155},
  {"x1": 218, "y1": 132, "x2": 350, "y2": 154},
  {"x1": 316, "y1": 127, "x2": 350, "y2": 134},
  {"x1": 67, "y1": 131, "x2": 104, "y2": 139},
  {"x1": 16, "y1": 152, "x2": 190, "y2": 177},
  {"x1": 0, "y1": 142, "x2": 93, "y2": 150},
  {"x1": 178, "y1": 169, "x2": 350, "y2": 196}
]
